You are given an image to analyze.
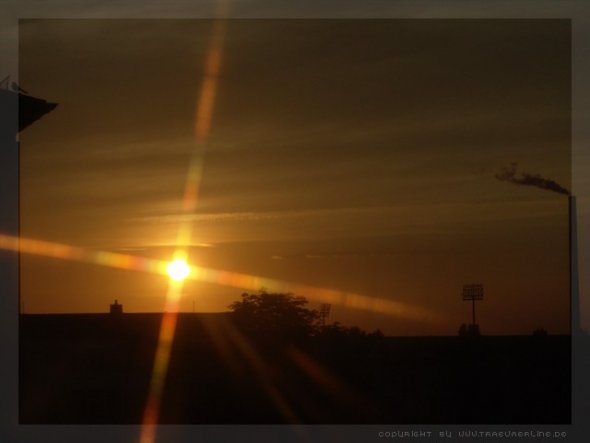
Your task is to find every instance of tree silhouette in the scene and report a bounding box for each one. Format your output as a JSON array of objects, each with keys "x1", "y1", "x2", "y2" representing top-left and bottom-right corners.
[{"x1": 228, "y1": 290, "x2": 321, "y2": 342}]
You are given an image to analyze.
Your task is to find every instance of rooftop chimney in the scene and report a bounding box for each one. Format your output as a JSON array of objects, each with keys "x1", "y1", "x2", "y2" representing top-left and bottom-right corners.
[{"x1": 110, "y1": 299, "x2": 123, "y2": 315}]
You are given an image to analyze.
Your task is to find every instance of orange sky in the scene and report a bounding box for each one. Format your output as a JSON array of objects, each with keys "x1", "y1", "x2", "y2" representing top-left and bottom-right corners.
[{"x1": 18, "y1": 19, "x2": 571, "y2": 335}]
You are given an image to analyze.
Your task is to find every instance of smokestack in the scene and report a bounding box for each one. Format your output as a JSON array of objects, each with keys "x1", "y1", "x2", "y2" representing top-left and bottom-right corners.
[
  {"x1": 570, "y1": 195, "x2": 580, "y2": 333},
  {"x1": 496, "y1": 164, "x2": 576, "y2": 331},
  {"x1": 495, "y1": 163, "x2": 569, "y2": 195}
]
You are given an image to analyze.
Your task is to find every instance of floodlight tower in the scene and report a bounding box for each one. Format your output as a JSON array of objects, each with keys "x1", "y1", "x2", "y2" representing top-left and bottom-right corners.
[{"x1": 462, "y1": 283, "x2": 484, "y2": 327}]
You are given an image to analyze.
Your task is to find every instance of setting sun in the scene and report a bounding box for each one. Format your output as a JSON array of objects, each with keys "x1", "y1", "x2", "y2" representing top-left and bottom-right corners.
[{"x1": 166, "y1": 258, "x2": 190, "y2": 282}]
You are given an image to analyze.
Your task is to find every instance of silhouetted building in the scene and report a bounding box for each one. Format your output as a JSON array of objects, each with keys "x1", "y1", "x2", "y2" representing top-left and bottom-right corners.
[
  {"x1": 110, "y1": 299, "x2": 123, "y2": 315},
  {"x1": 1, "y1": 77, "x2": 58, "y2": 316},
  {"x1": 0, "y1": 77, "x2": 58, "y2": 140}
]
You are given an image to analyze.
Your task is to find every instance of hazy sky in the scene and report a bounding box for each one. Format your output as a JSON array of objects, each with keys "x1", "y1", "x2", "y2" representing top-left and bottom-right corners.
[{"x1": 19, "y1": 19, "x2": 571, "y2": 335}]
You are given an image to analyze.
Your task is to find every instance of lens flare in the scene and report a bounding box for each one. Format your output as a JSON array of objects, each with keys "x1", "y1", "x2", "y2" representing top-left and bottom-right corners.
[{"x1": 166, "y1": 258, "x2": 190, "y2": 282}]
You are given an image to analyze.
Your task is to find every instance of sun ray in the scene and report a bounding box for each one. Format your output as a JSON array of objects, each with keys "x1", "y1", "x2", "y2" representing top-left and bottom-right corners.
[
  {"x1": 140, "y1": 4, "x2": 230, "y2": 441},
  {"x1": 0, "y1": 233, "x2": 168, "y2": 275},
  {"x1": 184, "y1": 264, "x2": 443, "y2": 324},
  {"x1": 3, "y1": 231, "x2": 442, "y2": 324},
  {"x1": 218, "y1": 320, "x2": 301, "y2": 423},
  {"x1": 139, "y1": 284, "x2": 182, "y2": 443}
]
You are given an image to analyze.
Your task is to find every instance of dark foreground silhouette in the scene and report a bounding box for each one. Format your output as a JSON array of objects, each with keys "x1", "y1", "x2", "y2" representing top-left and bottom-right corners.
[{"x1": 20, "y1": 313, "x2": 570, "y2": 424}]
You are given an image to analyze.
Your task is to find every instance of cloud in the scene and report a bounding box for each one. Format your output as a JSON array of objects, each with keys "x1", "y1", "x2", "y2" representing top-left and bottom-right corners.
[{"x1": 125, "y1": 199, "x2": 566, "y2": 246}]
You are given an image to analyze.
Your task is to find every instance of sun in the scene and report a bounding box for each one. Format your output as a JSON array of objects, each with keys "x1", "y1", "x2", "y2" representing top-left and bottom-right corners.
[{"x1": 166, "y1": 258, "x2": 190, "y2": 282}]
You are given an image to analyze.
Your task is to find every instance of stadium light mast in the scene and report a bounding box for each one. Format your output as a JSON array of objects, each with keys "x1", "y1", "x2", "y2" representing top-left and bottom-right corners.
[{"x1": 462, "y1": 283, "x2": 484, "y2": 327}]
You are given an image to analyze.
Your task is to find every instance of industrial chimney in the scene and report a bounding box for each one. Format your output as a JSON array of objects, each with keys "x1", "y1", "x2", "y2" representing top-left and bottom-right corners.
[{"x1": 570, "y1": 195, "x2": 580, "y2": 333}]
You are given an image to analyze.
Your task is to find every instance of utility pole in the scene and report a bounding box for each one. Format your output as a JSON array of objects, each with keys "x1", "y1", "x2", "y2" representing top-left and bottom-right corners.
[{"x1": 319, "y1": 303, "x2": 331, "y2": 327}]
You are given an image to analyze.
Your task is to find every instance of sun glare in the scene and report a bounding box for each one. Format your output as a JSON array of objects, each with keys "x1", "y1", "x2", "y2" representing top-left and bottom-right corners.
[{"x1": 166, "y1": 258, "x2": 190, "y2": 282}]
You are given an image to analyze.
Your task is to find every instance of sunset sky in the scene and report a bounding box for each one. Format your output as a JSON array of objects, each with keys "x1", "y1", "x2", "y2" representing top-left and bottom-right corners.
[{"x1": 18, "y1": 19, "x2": 571, "y2": 335}]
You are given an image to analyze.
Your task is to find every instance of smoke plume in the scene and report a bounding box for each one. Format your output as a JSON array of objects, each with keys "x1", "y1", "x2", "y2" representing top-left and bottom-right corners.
[{"x1": 495, "y1": 163, "x2": 569, "y2": 195}]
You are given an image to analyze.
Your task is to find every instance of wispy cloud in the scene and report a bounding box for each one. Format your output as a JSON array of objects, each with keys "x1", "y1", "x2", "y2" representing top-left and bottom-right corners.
[{"x1": 125, "y1": 199, "x2": 566, "y2": 246}]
